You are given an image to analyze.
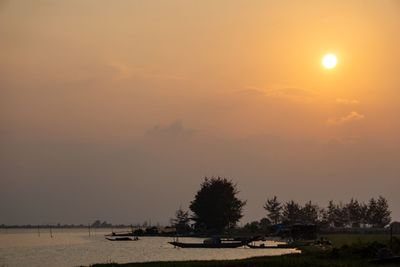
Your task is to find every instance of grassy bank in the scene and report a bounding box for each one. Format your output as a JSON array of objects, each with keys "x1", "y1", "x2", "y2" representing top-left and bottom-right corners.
[
  {"x1": 91, "y1": 234, "x2": 400, "y2": 267},
  {"x1": 323, "y1": 233, "x2": 399, "y2": 248},
  {"x1": 92, "y1": 255, "x2": 397, "y2": 267}
]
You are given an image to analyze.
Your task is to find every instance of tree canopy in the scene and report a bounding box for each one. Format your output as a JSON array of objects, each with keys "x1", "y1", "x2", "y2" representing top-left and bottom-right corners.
[
  {"x1": 261, "y1": 196, "x2": 391, "y2": 228},
  {"x1": 368, "y1": 196, "x2": 391, "y2": 228},
  {"x1": 170, "y1": 207, "x2": 191, "y2": 234},
  {"x1": 282, "y1": 200, "x2": 302, "y2": 225},
  {"x1": 189, "y1": 177, "x2": 246, "y2": 233},
  {"x1": 264, "y1": 196, "x2": 282, "y2": 224}
]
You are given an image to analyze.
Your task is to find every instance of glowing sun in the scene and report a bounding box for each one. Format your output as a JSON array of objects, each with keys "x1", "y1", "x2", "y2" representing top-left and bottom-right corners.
[{"x1": 322, "y1": 53, "x2": 338, "y2": 69}]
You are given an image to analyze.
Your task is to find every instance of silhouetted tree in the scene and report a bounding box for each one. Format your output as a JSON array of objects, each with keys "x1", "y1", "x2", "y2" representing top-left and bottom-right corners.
[
  {"x1": 145, "y1": 226, "x2": 159, "y2": 235},
  {"x1": 133, "y1": 228, "x2": 145, "y2": 236},
  {"x1": 346, "y1": 199, "x2": 363, "y2": 227},
  {"x1": 189, "y1": 177, "x2": 246, "y2": 233},
  {"x1": 91, "y1": 220, "x2": 101, "y2": 228},
  {"x1": 367, "y1": 196, "x2": 391, "y2": 228},
  {"x1": 259, "y1": 217, "x2": 271, "y2": 232},
  {"x1": 301, "y1": 201, "x2": 319, "y2": 224},
  {"x1": 264, "y1": 196, "x2": 282, "y2": 224},
  {"x1": 326, "y1": 201, "x2": 347, "y2": 227},
  {"x1": 360, "y1": 202, "x2": 369, "y2": 227},
  {"x1": 282, "y1": 200, "x2": 302, "y2": 225},
  {"x1": 318, "y1": 208, "x2": 330, "y2": 227},
  {"x1": 243, "y1": 221, "x2": 260, "y2": 233},
  {"x1": 170, "y1": 207, "x2": 191, "y2": 234}
]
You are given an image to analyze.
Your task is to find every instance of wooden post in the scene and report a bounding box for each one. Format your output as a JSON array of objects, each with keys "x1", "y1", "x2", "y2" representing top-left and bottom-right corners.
[
  {"x1": 390, "y1": 225, "x2": 393, "y2": 250},
  {"x1": 50, "y1": 226, "x2": 53, "y2": 238}
]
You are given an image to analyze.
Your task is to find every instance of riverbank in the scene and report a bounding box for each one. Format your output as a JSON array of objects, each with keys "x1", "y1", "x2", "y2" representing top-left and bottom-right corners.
[
  {"x1": 91, "y1": 252, "x2": 397, "y2": 267},
  {"x1": 92, "y1": 234, "x2": 400, "y2": 267}
]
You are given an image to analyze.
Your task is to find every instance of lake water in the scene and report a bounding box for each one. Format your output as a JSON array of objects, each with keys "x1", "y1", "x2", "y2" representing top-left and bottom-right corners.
[{"x1": 0, "y1": 228, "x2": 299, "y2": 267}]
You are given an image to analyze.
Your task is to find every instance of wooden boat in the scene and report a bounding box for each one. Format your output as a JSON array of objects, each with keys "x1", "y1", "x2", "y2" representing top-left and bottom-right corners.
[
  {"x1": 106, "y1": 236, "x2": 139, "y2": 241},
  {"x1": 247, "y1": 238, "x2": 331, "y2": 249},
  {"x1": 169, "y1": 240, "x2": 245, "y2": 248},
  {"x1": 105, "y1": 231, "x2": 135, "y2": 237}
]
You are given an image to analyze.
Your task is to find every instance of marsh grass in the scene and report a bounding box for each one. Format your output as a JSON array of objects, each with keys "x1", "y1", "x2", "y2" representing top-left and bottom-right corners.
[{"x1": 323, "y1": 234, "x2": 400, "y2": 248}]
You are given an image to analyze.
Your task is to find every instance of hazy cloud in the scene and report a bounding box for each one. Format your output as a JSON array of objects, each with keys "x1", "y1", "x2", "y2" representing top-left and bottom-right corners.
[
  {"x1": 277, "y1": 88, "x2": 314, "y2": 98},
  {"x1": 0, "y1": 0, "x2": 10, "y2": 11},
  {"x1": 336, "y1": 98, "x2": 360, "y2": 105},
  {"x1": 241, "y1": 86, "x2": 313, "y2": 99},
  {"x1": 240, "y1": 86, "x2": 265, "y2": 96},
  {"x1": 109, "y1": 61, "x2": 187, "y2": 82},
  {"x1": 1, "y1": 0, "x2": 399, "y2": 225},
  {"x1": 327, "y1": 111, "x2": 365, "y2": 125},
  {"x1": 146, "y1": 121, "x2": 194, "y2": 138},
  {"x1": 109, "y1": 61, "x2": 136, "y2": 80}
]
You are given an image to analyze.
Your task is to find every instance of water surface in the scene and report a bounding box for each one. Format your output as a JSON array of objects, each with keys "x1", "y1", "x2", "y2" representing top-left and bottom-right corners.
[{"x1": 0, "y1": 229, "x2": 299, "y2": 267}]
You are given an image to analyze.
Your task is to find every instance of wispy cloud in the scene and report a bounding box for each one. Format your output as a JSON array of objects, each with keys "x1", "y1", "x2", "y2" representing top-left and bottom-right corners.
[
  {"x1": 277, "y1": 88, "x2": 314, "y2": 98},
  {"x1": 109, "y1": 61, "x2": 187, "y2": 81},
  {"x1": 336, "y1": 98, "x2": 360, "y2": 105},
  {"x1": 327, "y1": 111, "x2": 365, "y2": 125},
  {"x1": 240, "y1": 86, "x2": 265, "y2": 96},
  {"x1": 241, "y1": 86, "x2": 313, "y2": 99},
  {"x1": 146, "y1": 121, "x2": 194, "y2": 138},
  {"x1": 109, "y1": 61, "x2": 135, "y2": 80}
]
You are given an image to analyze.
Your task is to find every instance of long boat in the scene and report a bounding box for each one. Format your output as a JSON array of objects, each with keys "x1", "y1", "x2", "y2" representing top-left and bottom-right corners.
[
  {"x1": 168, "y1": 240, "x2": 246, "y2": 248},
  {"x1": 105, "y1": 231, "x2": 135, "y2": 237},
  {"x1": 106, "y1": 236, "x2": 139, "y2": 241}
]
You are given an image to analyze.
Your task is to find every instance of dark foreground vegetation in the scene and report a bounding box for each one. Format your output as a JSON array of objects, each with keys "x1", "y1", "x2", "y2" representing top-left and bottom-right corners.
[{"x1": 92, "y1": 235, "x2": 400, "y2": 267}]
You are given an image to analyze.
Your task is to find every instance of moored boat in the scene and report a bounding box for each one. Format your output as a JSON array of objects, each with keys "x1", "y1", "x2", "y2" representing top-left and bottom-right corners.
[
  {"x1": 169, "y1": 240, "x2": 245, "y2": 248},
  {"x1": 105, "y1": 236, "x2": 139, "y2": 241},
  {"x1": 169, "y1": 236, "x2": 250, "y2": 248},
  {"x1": 105, "y1": 231, "x2": 136, "y2": 237}
]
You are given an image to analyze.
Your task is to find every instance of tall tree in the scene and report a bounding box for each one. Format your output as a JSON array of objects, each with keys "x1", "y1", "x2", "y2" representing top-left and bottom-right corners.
[
  {"x1": 346, "y1": 199, "x2": 362, "y2": 228},
  {"x1": 360, "y1": 202, "x2": 369, "y2": 227},
  {"x1": 259, "y1": 217, "x2": 271, "y2": 232},
  {"x1": 367, "y1": 196, "x2": 391, "y2": 228},
  {"x1": 170, "y1": 207, "x2": 191, "y2": 234},
  {"x1": 326, "y1": 201, "x2": 347, "y2": 227},
  {"x1": 319, "y1": 208, "x2": 330, "y2": 227},
  {"x1": 301, "y1": 201, "x2": 319, "y2": 224},
  {"x1": 189, "y1": 177, "x2": 246, "y2": 233},
  {"x1": 367, "y1": 197, "x2": 377, "y2": 227},
  {"x1": 264, "y1": 196, "x2": 282, "y2": 224},
  {"x1": 282, "y1": 200, "x2": 302, "y2": 225}
]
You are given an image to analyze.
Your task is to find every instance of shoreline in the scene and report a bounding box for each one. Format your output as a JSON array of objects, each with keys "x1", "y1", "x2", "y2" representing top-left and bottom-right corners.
[
  {"x1": 91, "y1": 235, "x2": 400, "y2": 267},
  {"x1": 89, "y1": 253, "x2": 387, "y2": 267}
]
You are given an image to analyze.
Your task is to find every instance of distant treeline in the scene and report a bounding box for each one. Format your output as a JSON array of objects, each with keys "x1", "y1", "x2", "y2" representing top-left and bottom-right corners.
[
  {"x1": 0, "y1": 220, "x2": 138, "y2": 229},
  {"x1": 242, "y1": 196, "x2": 392, "y2": 233},
  {"x1": 169, "y1": 177, "x2": 395, "y2": 236}
]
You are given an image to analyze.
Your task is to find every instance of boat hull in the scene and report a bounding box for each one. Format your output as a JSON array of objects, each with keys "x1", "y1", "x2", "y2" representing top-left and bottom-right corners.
[
  {"x1": 106, "y1": 237, "x2": 139, "y2": 241},
  {"x1": 169, "y1": 241, "x2": 245, "y2": 248}
]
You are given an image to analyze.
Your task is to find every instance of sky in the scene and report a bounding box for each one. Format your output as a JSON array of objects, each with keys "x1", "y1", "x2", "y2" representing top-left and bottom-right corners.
[{"x1": 1, "y1": 0, "x2": 399, "y2": 225}]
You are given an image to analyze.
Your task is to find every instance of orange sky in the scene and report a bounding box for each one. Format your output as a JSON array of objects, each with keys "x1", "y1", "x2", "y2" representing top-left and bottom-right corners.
[{"x1": 1, "y1": 0, "x2": 399, "y2": 224}]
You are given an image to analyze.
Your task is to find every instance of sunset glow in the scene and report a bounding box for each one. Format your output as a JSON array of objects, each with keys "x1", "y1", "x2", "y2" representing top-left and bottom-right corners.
[{"x1": 0, "y1": 0, "x2": 399, "y2": 231}]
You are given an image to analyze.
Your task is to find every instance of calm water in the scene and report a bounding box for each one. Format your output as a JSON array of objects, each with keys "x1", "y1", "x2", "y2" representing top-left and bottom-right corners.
[{"x1": 0, "y1": 228, "x2": 299, "y2": 267}]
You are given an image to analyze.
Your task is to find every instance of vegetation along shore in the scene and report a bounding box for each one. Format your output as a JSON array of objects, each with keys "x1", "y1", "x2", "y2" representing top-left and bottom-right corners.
[{"x1": 91, "y1": 234, "x2": 400, "y2": 267}]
